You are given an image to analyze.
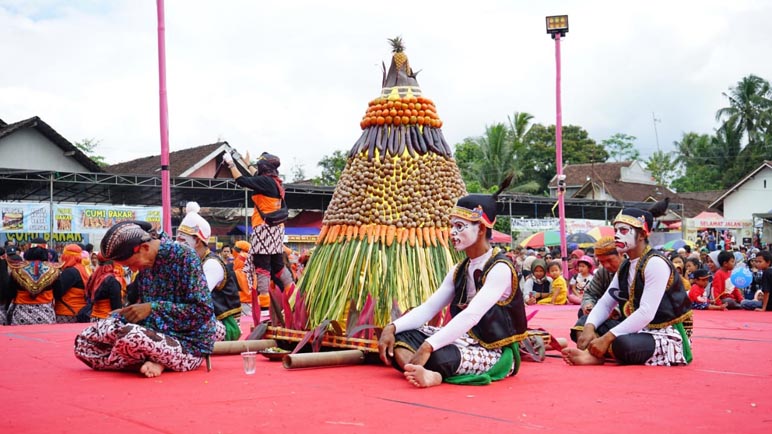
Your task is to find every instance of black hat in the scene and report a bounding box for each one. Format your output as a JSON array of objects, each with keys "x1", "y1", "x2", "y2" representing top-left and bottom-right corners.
[
  {"x1": 452, "y1": 194, "x2": 498, "y2": 227},
  {"x1": 256, "y1": 152, "x2": 281, "y2": 176},
  {"x1": 692, "y1": 269, "x2": 709, "y2": 279},
  {"x1": 613, "y1": 208, "x2": 654, "y2": 235},
  {"x1": 30, "y1": 237, "x2": 48, "y2": 249},
  {"x1": 450, "y1": 175, "x2": 513, "y2": 228}
]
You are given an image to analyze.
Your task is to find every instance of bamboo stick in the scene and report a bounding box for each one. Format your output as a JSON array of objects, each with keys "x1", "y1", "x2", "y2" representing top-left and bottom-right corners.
[
  {"x1": 212, "y1": 339, "x2": 277, "y2": 355},
  {"x1": 282, "y1": 350, "x2": 365, "y2": 369}
]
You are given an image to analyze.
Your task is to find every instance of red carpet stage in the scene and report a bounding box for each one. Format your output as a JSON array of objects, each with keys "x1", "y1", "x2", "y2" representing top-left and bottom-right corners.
[{"x1": 1, "y1": 306, "x2": 770, "y2": 433}]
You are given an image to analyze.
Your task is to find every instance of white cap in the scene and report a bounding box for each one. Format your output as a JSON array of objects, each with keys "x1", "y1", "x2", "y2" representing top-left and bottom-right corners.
[{"x1": 177, "y1": 202, "x2": 211, "y2": 242}]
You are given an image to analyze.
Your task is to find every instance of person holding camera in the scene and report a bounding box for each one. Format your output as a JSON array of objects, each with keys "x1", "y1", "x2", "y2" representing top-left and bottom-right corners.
[{"x1": 223, "y1": 150, "x2": 294, "y2": 325}]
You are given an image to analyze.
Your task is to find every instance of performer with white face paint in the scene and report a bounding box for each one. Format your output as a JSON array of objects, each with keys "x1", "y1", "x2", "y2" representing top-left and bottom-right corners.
[
  {"x1": 378, "y1": 176, "x2": 528, "y2": 388},
  {"x1": 562, "y1": 200, "x2": 693, "y2": 366}
]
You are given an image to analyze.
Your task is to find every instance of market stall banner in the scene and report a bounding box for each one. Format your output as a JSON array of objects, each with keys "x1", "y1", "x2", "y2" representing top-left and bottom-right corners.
[
  {"x1": 0, "y1": 202, "x2": 162, "y2": 234},
  {"x1": 0, "y1": 203, "x2": 50, "y2": 233},
  {"x1": 1, "y1": 232, "x2": 90, "y2": 245},
  {"x1": 54, "y1": 205, "x2": 162, "y2": 233}
]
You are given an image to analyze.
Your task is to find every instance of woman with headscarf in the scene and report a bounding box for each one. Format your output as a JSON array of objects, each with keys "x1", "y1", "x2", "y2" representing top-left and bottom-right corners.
[
  {"x1": 3, "y1": 243, "x2": 60, "y2": 325},
  {"x1": 53, "y1": 244, "x2": 90, "y2": 323},
  {"x1": 73, "y1": 221, "x2": 224, "y2": 378},
  {"x1": 85, "y1": 254, "x2": 123, "y2": 320}
]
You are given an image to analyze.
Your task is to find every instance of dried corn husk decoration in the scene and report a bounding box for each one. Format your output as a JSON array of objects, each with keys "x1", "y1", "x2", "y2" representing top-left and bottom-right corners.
[{"x1": 298, "y1": 38, "x2": 466, "y2": 328}]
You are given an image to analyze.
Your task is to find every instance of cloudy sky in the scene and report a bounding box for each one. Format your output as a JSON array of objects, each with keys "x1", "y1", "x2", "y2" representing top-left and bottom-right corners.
[{"x1": 2, "y1": 0, "x2": 771, "y2": 178}]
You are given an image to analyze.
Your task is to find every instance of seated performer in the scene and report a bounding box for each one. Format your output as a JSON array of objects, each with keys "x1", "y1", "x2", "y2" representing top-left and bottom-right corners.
[
  {"x1": 85, "y1": 254, "x2": 123, "y2": 320},
  {"x1": 563, "y1": 201, "x2": 693, "y2": 366},
  {"x1": 74, "y1": 221, "x2": 224, "y2": 378},
  {"x1": 3, "y1": 242, "x2": 60, "y2": 325},
  {"x1": 176, "y1": 202, "x2": 242, "y2": 340},
  {"x1": 53, "y1": 244, "x2": 90, "y2": 323},
  {"x1": 378, "y1": 177, "x2": 528, "y2": 387},
  {"x1": 570, "y1": 237, "x2": 623, "y2": 342}
]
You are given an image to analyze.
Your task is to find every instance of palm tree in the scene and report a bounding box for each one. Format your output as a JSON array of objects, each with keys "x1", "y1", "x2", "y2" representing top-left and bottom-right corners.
[
  {"x1": 468, "y1": 123, "x2": 539, "y2": 194},
  {"x1": 715, "y1": 75, "x2": 772, "y2": 147}
]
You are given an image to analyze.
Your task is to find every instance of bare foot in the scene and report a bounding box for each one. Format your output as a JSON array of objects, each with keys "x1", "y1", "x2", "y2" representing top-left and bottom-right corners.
[
  {"x1": 561, "y1": 348, "x2": 605, "y2": 366},
  {"x1": 140, "y1": 361, "x2": 164, "y2": 378},
  {"x1": 403, "y1": 364, "x2": 442, "y2": 388}
]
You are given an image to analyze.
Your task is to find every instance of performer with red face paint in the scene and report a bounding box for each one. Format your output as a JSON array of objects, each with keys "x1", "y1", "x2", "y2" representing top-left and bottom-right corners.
[
  {"x1": 378, "y1": 176, "x2": 528, "y2": 387},
  {"x1": 562, "y1": 200, "x2": 693, "y2": 366}
]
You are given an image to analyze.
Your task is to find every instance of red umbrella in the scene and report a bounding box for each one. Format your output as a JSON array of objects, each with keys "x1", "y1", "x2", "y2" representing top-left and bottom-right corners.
[{"x1": 586, "y1": 226, "x2": 615, "y2": 241}]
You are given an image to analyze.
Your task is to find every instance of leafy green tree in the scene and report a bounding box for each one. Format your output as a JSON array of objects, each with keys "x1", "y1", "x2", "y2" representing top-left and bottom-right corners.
[
  {"x1": 453, "y1": 121, "x2": 539, "y2": 195},
  {"x1": 670, "y1": 132, "x2": 724, "y2": 192},
  {"x1": 73, "y1": 138, "x2": 107, "y2": 167},
  {"x1": 289, "y1": 160, "x2": 306, "y2": 182},
  {"x1": 715, "y1": 74, "x2": 771, "y2": 148},
  {"x1": 645, "y1": 150, "x2": 679, "y2": 187},
  {"x1": 520, "y1": 124, "x2": 608, "y2": 193},
  {"x1": 313, "y1": 150, "x2": 348, "y2": 186},
  {"x1": 602, "y1": 133, "x2": 640, "y2": 162}
]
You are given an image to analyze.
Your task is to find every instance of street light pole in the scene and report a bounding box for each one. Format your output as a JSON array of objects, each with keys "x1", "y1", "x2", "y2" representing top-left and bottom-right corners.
[{"x1": 546, "y1": 15, "x2": 569, "y2": 277}]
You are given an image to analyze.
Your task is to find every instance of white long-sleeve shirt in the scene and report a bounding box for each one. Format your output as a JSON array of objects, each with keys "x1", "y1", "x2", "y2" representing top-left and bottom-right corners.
[
  {"x1": 392, "y1": 249, "x2": 513, "y2": 350},
  {"x1": 586, "y1": 255, "x2": 670, "y2": 337}
]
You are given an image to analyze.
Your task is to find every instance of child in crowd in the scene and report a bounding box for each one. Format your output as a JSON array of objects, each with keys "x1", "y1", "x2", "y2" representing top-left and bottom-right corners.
[
  {"x1": 671, "y1": 255, "x2": 692, "y2": 293},
  {"x1": 751, "y1": 251, "x2": 772, "y2": 311},
  {"x1": 538, "y1": 261, "x2": 567, "y2": 305},
  {"x1": 711, "y1": 250, "x2": 743, "y2": 310},
  {"x1": 523, "y1": 259, "x2": 552, "y2": 305},
  {"x1": 568, "y1": 255, "x2": 594, "y2": 305},
  {"x1": 688, "y1": 269, "x2": 723, "y2": 310},
  {"x1": 685, "y1": 257, "x2": 701, "y2": 284}
]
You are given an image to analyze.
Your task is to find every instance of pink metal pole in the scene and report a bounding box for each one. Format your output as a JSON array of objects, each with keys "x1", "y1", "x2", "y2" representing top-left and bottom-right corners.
[
  {"x1": 555, "y1": 33, "x2": 568, "y2": 278},
  {"x1": 157, "y1": 0, "x2": 171, "y2": 234}
]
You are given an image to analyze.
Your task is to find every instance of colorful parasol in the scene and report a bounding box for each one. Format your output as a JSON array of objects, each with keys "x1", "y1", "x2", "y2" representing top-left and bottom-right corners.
[
  {"x1": 659, "y1": 239, "x2": 696, "y2": 251},
  {"x1": 566, "y1": 232, "x2": 596, "y2": 247},
  {"x1": 519, "y1": 230, "x2": 562, "y2": 248},
  {"x1": 586, "y1": 226, "x2": 615, "y2": 241}
]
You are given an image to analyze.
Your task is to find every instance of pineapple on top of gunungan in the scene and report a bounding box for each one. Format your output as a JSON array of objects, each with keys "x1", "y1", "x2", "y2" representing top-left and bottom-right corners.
[{"x1": 297, "y1": 37, "x2": 467, "y2": 329}]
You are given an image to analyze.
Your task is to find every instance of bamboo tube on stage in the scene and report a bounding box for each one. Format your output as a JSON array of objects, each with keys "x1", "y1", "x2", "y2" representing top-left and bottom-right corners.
[
  {"x1": 212, "y1": 339, "x2": 277, "y2": 355},
  {"x1": 282, "y1": 350, "x2": 365, "y2": 369}
]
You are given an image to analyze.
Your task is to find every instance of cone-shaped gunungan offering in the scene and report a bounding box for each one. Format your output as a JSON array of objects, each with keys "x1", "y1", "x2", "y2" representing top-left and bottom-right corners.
[{"x1": 299, "y1": 37, "x2": 467, "y2": 328}]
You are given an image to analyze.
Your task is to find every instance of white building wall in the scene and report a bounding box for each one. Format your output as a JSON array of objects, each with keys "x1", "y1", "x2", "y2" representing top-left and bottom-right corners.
[
  {"x1": 722, "y1": 166, "x2": 772, "y2": 220},
  {"x1": 0, "y1": 129, "x2": 87, "y2": 172},
  {"x1": 620, "y1": 161, "x2": 656, "y2": 184}
]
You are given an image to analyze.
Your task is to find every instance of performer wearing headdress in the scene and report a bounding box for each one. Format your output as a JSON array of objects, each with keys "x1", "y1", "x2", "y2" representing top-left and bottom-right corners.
[
  {"x1": 4, "y1": 240, "x2": 60, "y2": 325},
  {"x1": 563, "y1": 200, "x2": 693, "y2": 366},
  {"x1": 378, "y1": 176, "x2": 528, "y2": 387},
  {"x1": 223, "y1": 151, "x2": 294, "y2": 324},
  {"x1": 176, "y1": 202, "x2": 242, "y2": 340},
  {"x1": 74, "y1": 221, "x2": 223, "y2": 378}
]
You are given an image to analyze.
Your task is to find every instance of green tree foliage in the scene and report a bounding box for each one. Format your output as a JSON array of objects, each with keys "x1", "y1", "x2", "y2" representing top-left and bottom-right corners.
[
  {"x1": 672, "y1": 74, "x2": 771, "y2": 192},
  {"x1": 290, "y1": 161, "x2": 306, "y2": 182},
  {"x1": 313, "y1": 150, "x2": 348, "y2": 186},
  {"x1": 645, "y1": 150, "x2": 679, "y2": 186},
  {"x1": 602, "y1": 133, "x2": 640, "y2": 162},
  {"x1": 520, "y1": 124, "x2": 609, "y2": 193},
  {"x1": 670, "y1": 132, "x2": 724, "y2": 192},
  {"x1": 453, "y1": 114, "x2": 540, "y2": 195},
  {"x1": 73, "y1": 138, "x2": 107, "y2": 167}
]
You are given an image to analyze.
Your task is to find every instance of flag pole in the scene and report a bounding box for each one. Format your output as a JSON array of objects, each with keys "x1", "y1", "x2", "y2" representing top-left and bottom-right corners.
[{"x1": 156, "y1": 0, "x2": 172, "y2": 234}]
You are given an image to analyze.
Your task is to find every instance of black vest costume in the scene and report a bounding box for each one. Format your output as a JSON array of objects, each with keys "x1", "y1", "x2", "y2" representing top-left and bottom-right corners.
[
  {"x1": 615, "y1": 247, "x2": 692, "y2": 328},
  {"x1": 205, "y1": 253, "x2": 242, "y2": 321},
  {"x1": 450, "y1": 249, "x2": 528, "y2": 349}
]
